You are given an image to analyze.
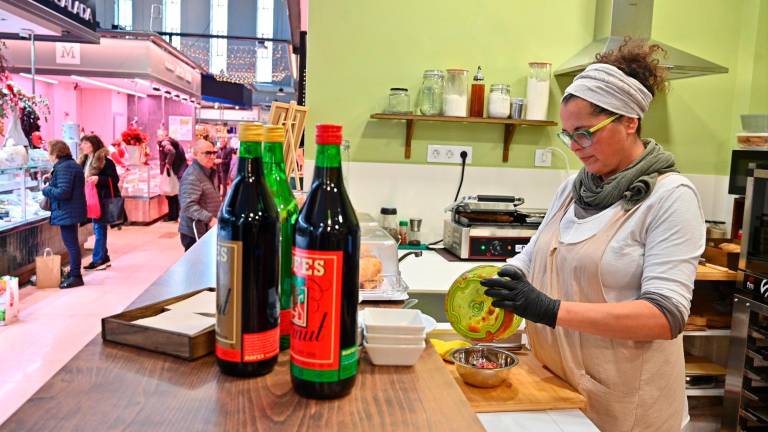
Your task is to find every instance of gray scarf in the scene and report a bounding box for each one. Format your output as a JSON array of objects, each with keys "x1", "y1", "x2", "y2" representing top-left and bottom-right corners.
[{"x1": 572, "y1": 139, "x2": 678, "y2": 211}]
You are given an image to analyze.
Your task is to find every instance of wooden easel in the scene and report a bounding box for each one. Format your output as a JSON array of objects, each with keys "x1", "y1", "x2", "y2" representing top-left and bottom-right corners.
[{"x1": 268, "y1": 101, "x2": 308, "y2": 189}]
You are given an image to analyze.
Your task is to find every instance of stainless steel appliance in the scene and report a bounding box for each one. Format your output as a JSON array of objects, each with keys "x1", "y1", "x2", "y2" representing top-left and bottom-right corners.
[
  {"x1": 443, "y1": 195, "x2": 544, "y2": 260},
  {"x1": 725, "y1": 165, "x2": 768, "y2": 431}
]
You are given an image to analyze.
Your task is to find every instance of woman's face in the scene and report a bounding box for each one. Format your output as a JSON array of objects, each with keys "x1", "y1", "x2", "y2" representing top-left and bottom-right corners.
[
  {"x1": 560, "y1": 97, "x2": 641, "y2": 178},
  {"x1": 80, "y1": 140, "x2": 94, "y2": 155},
  {"x1": 48, "y1": 154, "x2": 57, "y2": 164}
]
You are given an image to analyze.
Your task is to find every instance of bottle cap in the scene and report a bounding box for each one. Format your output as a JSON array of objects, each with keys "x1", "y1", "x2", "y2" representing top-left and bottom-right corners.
[
  {"x1": 316, "y1": 124, "x2": 343, "y2": 145},
  {"x1": 264, "y1": 125, "x2": 285, "y2": 142},
  {"x1": 239, "y1": 122, "x2": 265, "y2": 142},
  {"x1": 399, "y1": 220, "x2": 409, "y2": 226},
  {"x1": 474, "y1": 66, "x2": 484, "y2": 81},
  {"x1": 380, "y1": 207, "x2": 397, "y2": 215}
]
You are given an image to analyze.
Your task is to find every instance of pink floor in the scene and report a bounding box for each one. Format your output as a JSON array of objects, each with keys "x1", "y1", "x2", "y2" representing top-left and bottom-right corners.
[{"x1": 0, "y1": 222, "x2": 185, "y2": 424}]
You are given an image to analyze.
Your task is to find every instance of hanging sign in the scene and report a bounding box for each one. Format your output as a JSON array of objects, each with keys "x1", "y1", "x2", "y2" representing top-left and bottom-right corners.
[
  {"x1": 55, "y1": 42, "x2": 81, "y2": 64},
  {"x1": 32, "y1": 0, "x2": 98, "y2": 31}
]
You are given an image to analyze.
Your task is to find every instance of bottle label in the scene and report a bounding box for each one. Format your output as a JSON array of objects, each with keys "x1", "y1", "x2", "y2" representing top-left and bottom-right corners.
[
  {"x1": 290, "y1": 247, "x2": 358, "y2": 382},
  {"x1": 215, "y1": 239, "x2": 279, "y2": 363}
]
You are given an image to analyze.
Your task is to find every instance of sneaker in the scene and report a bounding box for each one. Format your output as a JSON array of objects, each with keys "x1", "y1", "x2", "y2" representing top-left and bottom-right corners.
[
  {"x1": 60, "y1": 275, "x2": 84, "y2": 289},
  {"x1": 84, "y1": 259, "x2": 111, "y2": 271}
]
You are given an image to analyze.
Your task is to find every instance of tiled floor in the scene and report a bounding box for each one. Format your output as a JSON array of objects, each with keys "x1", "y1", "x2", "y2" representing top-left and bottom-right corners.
[{"x1": 0, "y1": 222, "x2": 185, "y2": 425}]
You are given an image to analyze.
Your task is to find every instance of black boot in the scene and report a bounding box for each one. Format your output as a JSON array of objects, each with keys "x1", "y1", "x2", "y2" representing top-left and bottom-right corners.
[{"x1": 60, "y1": 275, "x2": 84, "y2": 289}]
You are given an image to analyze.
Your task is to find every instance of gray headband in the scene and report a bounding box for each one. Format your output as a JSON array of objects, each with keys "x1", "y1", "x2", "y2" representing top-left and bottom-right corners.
[{"x1": 562, "y1": 63, "x2": 653, "y2": 118}]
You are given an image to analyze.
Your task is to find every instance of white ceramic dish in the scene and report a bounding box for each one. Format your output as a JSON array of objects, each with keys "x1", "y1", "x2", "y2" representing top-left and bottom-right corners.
[
  {"x1": 361, "y1": 308, "x2": 425, "y2": 335},
  {"x1": 364, "y1": 330, "x2": 425, "y2": 345},
  {"x1": 364, "y1": 340, "x2": 426, "y2": 366}
]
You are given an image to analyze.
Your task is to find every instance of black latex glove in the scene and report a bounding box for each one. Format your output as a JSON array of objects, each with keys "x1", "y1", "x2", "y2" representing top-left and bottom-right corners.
[{"x1": 480, "y1": 265, "x2": 561, "y2": 328}]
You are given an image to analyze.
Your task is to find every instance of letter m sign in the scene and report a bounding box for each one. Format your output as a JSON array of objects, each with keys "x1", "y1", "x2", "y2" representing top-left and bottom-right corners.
[{"x1": 55, "y1": 43, "x2": 80, "y2": 65}]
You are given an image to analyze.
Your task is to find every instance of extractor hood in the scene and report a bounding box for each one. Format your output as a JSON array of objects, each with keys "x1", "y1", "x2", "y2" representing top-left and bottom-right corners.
[{"x1": 555, "y1": 0, "x2": 728, "y2": 80}]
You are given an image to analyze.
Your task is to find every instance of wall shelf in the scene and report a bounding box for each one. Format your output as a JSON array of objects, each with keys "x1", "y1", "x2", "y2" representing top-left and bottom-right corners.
[{"x1": 370, "y1": 113, "x2": 558, "y2": 162}]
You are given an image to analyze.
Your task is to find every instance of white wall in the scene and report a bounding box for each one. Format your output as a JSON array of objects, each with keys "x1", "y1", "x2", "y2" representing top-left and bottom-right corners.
[{"x1": 303, "y1": 160, "x2": 734, "y2": 243}]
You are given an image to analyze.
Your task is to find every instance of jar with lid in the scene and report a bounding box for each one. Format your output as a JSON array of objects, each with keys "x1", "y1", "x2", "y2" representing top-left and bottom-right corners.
[
  {"x1": 380, "y1": 207, "x2": 398, "y2": 239},
  {"x1": 525, "y1": 62, "x2": 551, "y2": 120},
  {"x1": 487, "y1": 84, "x2": 511, "y2": 118},
  {"x1": 443, "y1": 69, "x2": 469, "y2": 117},
  {"x1": 511, "y1": 97, "x2": 526, "y2": 119},
  {"x1": 386, "y1": 88, "x2": 411, "y2": 114},
  {"x1": 398, "y1": 220, "x2": 409, "y2": 244},
  {"x1": 419, "y1": 70, "x2": 444, "y2": 116}
]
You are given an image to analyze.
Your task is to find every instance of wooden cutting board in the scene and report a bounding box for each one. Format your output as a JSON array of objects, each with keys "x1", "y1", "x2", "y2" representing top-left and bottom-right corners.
[
  {"x1": 685, "y1": 355, "x2": 727, "y2": 376},
  {"x1": 445, "y1": 350, "x2": 586, "y2": 413}
]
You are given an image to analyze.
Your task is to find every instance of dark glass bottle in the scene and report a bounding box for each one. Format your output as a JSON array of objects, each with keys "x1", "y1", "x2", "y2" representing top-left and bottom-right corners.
[
  {"x1": 262, "y1": 125, "x2": 299, "y2": 351},
  {"x1": 291, "y1": 124, "x2": 360, "y2": 399},
  {"x1": 216, "y1": 123, "x2": 281, "y2": 377}
]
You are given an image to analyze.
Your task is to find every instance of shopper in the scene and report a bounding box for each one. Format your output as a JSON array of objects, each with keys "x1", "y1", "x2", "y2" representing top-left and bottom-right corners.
[
  {"x1": 215, "y1": 136, "x2": 237, "y2": 198},
  {"x1": 158, "y1": 137, "x2": 188, "y2": 222},
  {"x1": 179, "y1": 139, "x2": 221, "y2": 251},
  {"x1": 78, "y1": 134, "x2": 121, "y2": 271},
  {"x1": 481, "y1": 40, "x2": 705, "y2": 431},
  {"x1": 42, "y1": 139, "x2": 87, "y2": 288}
]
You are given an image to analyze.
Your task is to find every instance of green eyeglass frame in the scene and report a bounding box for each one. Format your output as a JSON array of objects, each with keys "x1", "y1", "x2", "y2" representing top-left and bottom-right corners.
[{"x1": 557, "y1": 114, "x2": 621, "y2": 148}]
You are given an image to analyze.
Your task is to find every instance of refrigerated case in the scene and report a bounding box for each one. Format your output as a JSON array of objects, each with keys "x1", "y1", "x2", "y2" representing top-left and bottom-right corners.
[
  {"x1": 119, "y1": 161, "x2": 168, "y2": 224},
  {"x1": 0, "y1": 164, "x2": 52, "y2": 230}
]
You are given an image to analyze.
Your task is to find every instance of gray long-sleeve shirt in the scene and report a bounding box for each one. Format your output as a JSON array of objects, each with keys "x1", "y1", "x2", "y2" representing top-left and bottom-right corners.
[{"x1": 179, "y1": 160, "x2": 222, "y2": 238}]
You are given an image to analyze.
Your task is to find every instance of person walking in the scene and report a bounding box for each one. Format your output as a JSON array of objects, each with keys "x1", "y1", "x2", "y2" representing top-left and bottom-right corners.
[
  {"x1": 42, "y1": 140, "x2": 87, "y2": 288},
  {"x1": 78, "y1": 134, "x2": 121, "y2": 270},
  {"x1": 215, "y1": 136, "x2": 237, "y2": 198},
  {"x1": 159, "y1": 136, "x2": 188, "y2": 221},
  {"x1": 179, "y1": 139, "x2": 222, "y2": 251}
]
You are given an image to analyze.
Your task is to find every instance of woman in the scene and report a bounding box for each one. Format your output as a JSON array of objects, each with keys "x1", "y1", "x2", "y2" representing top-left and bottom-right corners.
[
  {"x1": 79, "y1": 134, "x2": 121, "y2": 270},
  {"x1": 158, "y1": 136, "x2": 187, "y2": 222},
  {"x1": 42, "y1": 140, "x2": 87, "y2": 288},
  {"x1": 481, "y1": 41, "x2": 705, "y2": 431}
]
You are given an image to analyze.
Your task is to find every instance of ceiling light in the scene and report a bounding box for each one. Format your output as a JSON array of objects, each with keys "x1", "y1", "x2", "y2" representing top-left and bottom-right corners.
[
  {"x1": 70, "y1": 75, "x2": 147, "y2": 98},
  {"x1": 20, "y1": 73, "x2": 59, "y2": 84},
  {"x1": 134, "y1": 78, "x2": 151, "y2": 86}
]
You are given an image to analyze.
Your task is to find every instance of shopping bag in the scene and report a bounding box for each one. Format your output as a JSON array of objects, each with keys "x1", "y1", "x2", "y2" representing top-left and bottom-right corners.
[
  {"x1": 0, "y1": 276, "x2": 20, "y2": 325},
  {"x1": 35, "y1": 248, "x2": 61, "y2": 289},
  {"x1": 101, "y1": 178, "x2": 126, "y2": 226},
  {"x1": 85, "y1": 181, "x2": 101, "y2": 219},
  {"x1": 159, "y1": 166, "x2": 179, "y2": 196}
]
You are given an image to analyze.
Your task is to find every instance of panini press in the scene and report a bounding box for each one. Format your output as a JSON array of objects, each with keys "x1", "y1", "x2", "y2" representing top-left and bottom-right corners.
[{"x1": 443, "y1": 195, "x2": 545, "y2": 260}]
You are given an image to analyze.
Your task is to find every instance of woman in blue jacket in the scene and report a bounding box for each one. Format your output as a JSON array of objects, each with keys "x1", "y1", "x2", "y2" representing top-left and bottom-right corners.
[{"x1": 42, "y1": 140, "x2": 87, "y2": 288}]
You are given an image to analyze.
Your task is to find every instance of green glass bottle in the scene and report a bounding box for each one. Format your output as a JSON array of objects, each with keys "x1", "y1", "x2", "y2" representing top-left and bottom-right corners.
[{"x1": 262, "y1": 125, "x2": 300, "y2": 351}]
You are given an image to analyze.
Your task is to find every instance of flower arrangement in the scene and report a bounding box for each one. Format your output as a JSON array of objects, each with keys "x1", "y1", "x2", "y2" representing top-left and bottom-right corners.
[
  {"x1": 121, "y1": 123, "x2": 149, "y2": 146},
  {"x1": 0, "y1": 73, "x2": 51, "y2": 122}
]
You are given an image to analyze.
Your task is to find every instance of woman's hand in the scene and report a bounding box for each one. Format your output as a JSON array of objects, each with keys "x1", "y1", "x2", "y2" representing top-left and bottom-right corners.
[
  {"x1": 86, "y1": 176, "x2": 99, "y2": 184},
  {"x1": 481, "y1": 265, "x2": 561, "y2": 328}
]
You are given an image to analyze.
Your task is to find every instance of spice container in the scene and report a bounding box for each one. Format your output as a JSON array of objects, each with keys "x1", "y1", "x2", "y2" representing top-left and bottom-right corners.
[
  {"x1": 487, "y1": 84, "x2": 511, "y2": 118},
  {"x1": 469, "y1": 66, "x2": 485, "y2": 118},
  {"x1": 525, "y1": 62, "x2": 551, "y2": 120},
  {"x1": 386, "y1": 88, "x2": 411, "y2": 114},
  {"x1": 511, "y1": 98, "x2": 526, "y2": 119},
  {"x1": 408, "y1": 217, "x2": 422, "y2": 245},
  {"x1": 444, "y1": 69, "x2": 469, "y2": 117},
  {"x1": 419, "y1": 70, "x2": 444, "y2": 116},
  {"x1": 398, "y1": 220, "x2": 409, "y2": 244},
  {"x1": 380, "y1": 207, "x2": 399, "y2": 240}
]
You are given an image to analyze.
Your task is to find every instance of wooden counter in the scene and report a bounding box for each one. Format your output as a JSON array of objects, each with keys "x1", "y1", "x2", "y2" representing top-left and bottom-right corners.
[
  {"x1": 695, "y1": 264, "x2": 737, "y2": 282},
  {"x1": 1, "y1": 231, "x2": 484, "y2": 432}
]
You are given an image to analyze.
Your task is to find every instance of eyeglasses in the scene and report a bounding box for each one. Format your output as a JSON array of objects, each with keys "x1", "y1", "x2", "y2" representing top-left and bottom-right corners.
[
  {"x1": 556, "y1": 114, "x2": 620, "y2": 148},
  {"x1": 201, "y1": 151, "x2": 217, "y2": 157}
]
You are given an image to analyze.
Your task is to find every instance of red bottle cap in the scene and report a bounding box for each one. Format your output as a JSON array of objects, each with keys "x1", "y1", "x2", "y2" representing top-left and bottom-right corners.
[{"x1": 316, "y1": 124, "x2": 343, "y2": 145}]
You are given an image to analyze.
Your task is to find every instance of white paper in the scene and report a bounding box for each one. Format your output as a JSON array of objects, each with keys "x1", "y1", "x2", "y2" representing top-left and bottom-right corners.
[
  {"x1": 133, "y1": 309, "x2": 215, "y2": 335},
  {"x1": 164, "y1": 290, "x2": 216, "y2": 315}
]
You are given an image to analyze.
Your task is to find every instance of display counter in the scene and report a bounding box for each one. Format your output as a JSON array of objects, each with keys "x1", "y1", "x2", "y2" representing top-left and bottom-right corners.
[{"x1": 119, "y1": 161, "x2": 168, "y2": 224}]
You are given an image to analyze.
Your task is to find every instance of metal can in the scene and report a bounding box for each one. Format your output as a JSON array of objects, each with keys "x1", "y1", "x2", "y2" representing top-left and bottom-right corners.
[{"x1": 511, "y1": 98, "x2": 526, "y2": 119}]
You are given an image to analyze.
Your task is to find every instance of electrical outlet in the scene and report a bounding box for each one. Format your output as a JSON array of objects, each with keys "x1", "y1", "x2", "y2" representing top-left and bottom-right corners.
[
  {"x1": 427, "y1": 145, "x2": 473, "y2": 164},
  {"x1": 534, "y1": 148, "x2": 552, "y2": 167}
]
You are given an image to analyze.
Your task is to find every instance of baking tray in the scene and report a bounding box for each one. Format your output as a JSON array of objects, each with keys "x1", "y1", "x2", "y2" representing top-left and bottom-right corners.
[{"x1": 101, "y1": 288, "x2": 215, "y2": 360}]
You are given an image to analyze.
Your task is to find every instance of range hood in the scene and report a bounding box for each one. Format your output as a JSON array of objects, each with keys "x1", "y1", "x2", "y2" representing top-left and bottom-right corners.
[{"x1": 555, "y1": 0, "x2": 728, "y2": 80}]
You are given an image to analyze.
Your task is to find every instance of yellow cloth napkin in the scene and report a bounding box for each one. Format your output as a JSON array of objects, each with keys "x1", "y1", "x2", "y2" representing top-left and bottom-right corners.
[{"x1": 430, "y1": 339, "x2": 471, "y2": 361}]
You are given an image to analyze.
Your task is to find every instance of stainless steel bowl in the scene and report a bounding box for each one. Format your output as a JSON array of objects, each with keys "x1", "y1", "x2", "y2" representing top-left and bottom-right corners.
[{"x1": 451, "y1": 346, "x2": 519, "y2": 388}]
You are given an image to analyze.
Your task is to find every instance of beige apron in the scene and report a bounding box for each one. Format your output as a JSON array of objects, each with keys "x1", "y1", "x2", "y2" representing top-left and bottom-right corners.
[{"x1": 526, "y1": 180, "x2": 685, "y2": 432}]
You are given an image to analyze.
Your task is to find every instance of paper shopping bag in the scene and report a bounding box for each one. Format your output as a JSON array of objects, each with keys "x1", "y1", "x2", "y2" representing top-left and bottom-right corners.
[
  {"x1": 85, "y1": 182, "x2": 101, "y2": 219},
  {"x1": 36, "y1": 248, "x2": 61, "y2": 289},
  {"x1": 0, "y1": 276, "x2": 20, "y2": 325}
]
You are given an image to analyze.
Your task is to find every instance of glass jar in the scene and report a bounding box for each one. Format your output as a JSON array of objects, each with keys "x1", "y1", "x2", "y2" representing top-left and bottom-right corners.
[
  {"x1": 386, "y1": 88, "x2": 411, "y2": 114},
  {"x1": 398, "y1": 220, "x2": 409, "y2": 244},
  {"x1": 443, "y1": 69, "x2": 469, "y2": 117},
  {"x1": 487, "y1": 84, "x2": 511, "y2": 118},
  {"x1": 380, "y1": 207, "x2": 398, "y2": 240},
  {"x1": 525, "y1": 62, "x2": 551, "y2": 120},
  {"x1": 419, "y1": 70, "x2": 444, "y2": 116}
]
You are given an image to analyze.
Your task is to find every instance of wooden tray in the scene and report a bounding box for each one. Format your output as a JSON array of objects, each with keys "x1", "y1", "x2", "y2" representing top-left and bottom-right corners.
[
  {"x1": 445, "y1": 350, "x2": 585, "y2": 413},
  {"x1": 101, "y1": 288, "x2": 215, "y2": 360}
]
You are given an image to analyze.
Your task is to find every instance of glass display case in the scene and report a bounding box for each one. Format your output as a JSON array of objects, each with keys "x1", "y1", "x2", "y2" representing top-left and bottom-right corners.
[
  {"x1": 0, "y1": 164, "x2": 52, "y2": 232},
  {"x1": 118, "y1": 161, "x2": 168, "y2": 223}
]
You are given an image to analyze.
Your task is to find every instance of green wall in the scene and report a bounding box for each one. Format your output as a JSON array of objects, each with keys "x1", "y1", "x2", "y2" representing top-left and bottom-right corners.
[{"x1": 307, "y1": 0, "x2": 767, "y2": 175}]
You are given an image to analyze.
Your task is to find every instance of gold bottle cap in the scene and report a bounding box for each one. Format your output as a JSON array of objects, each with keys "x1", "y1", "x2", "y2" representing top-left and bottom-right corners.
[
  {"x1": 239, "y1": 122, "x2": 265, "y2": 141},
  {"x1": 264, "y1": 125, "x2": 286, "y2": 142}
]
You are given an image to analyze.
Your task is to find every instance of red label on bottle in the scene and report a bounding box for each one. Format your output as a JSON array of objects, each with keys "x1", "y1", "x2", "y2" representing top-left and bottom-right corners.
[
  {"x1": 290, "y1": 248, "x2": 343, "y2": 371},
  {"x1": 243, "y1": 327, "x2": 279, "y2": 362},
  {"x1": 280, "y1": 309, "x2": 293, "y2": 337}
]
